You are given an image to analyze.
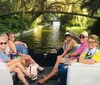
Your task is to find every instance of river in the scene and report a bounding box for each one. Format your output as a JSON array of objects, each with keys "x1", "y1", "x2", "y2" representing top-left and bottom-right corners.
[{"x1": 18, "y1": 25, "x2": 66, "y2": 50}]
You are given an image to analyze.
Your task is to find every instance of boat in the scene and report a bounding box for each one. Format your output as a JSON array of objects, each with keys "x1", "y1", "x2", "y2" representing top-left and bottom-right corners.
[{"x1": 14, "y1": 47, "x2": 61, "y2": 85}]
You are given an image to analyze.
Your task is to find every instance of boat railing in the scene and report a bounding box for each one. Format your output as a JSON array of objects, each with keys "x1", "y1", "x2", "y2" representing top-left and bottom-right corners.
[{"x1": 28, "y1": 47, "x2": 59, "y2": 67}]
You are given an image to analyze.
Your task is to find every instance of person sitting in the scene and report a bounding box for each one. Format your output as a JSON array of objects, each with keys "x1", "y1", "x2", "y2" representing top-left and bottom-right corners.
[
  {"x1": 12, "y1": 34, "x2": 28, "y2": 54},
  {"x1": 38, "y1": 31, "x2": 88, "y2": 84},
  {"x1": 62, "y1": 32, "x2": 79, "y2": 61},
  {"x1": 7, "y1": 32, "x2": 44, "y2": 71},
  {"x1": 58, "y1": 34, "x2": 100, "y2": 85},
  {"x1": 0, "y1": 35, "x2": 32, "y2": 85}
]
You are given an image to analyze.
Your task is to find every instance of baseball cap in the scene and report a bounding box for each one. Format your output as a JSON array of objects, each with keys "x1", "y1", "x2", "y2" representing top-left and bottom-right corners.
[
  {"x1": 80, "y1": 31, "x2": 88, "y2": 36},
  {"x1": 65, "y1": 32, "x2": 71, "y2": 36}
]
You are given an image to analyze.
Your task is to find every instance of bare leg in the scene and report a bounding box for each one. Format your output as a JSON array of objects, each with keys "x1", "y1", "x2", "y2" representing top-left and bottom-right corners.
[
  {"x1": 47, "y1": 56, "x2": 65, "y2": 77},
  {"x1": 14, "y1": 68, "x2": 29, "y2": 85},
  {"x1": 20, "y1": 54, "x2": 35, "y2": 63},
  {"x1": 7, "y1": 59, "x2": 20, "y2": 66},
  {"x1": 20, "y1": 59, "x2": 26, "y2": 67},
  {"x1": 7, "y1": 58, "x2": 26, "y2": 67},
  {"x1": 7, "y1": 61, "x2": 30, "y2": 76},
  {"x1": 20, "y1": 54, "x2": 44, "y2": 71},
  {"x1": 38, "y1": 56, "x2": 65, "y2": 84}
]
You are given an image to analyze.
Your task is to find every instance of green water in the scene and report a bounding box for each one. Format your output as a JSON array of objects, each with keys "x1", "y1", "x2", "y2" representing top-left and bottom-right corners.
[
  {"x1": 18, "y1": 26, "x2": 85, "y2": 49},
  {"x1": 19, "y1": 26, "x2": 65, "y2": 49}
]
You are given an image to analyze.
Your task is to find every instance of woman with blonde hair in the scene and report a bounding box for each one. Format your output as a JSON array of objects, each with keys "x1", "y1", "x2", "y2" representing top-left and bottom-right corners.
[
  {"x1": 0, "y1": 35, "x2": 32, "y2": 85},
  {"x1": 8, "y1": 32, "x2": 44, "y2": 71}
]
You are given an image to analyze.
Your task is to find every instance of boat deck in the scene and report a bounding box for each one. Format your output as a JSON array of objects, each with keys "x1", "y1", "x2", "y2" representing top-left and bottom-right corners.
[{"x1": 14, "y1": 67, "x2": 59, "y2": 85}]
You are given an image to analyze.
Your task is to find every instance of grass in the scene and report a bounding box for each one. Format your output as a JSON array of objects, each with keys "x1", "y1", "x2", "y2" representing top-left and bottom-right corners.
[{"x1": 66, "y1": 26, "x2": 87, "y2": 34}]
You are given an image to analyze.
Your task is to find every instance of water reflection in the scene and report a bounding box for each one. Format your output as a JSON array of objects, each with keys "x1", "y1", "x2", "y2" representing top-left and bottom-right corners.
[
  {"x1": 20, "y1": 26, "x2": 66, "y2": 49},
  {"x1": 33, "y1": 27, "x2": 42, "y2": 42},
  {"x1": 53, "y1": 21, "x2": 60, "y2": 29}
]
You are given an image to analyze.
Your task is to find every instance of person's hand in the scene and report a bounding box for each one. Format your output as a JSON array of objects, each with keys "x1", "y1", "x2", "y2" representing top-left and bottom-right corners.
[
  {"x1": 63, "y1": 65, "x2": 69, "y2": 69},
  {"x1": 57, "y1": 55, "x2": 63, "y2": 58},
  {"x1": 24, "y1": 43, "x2": 27, "y2": 48},
  {"x1": 63, "y1": 59, "x2": 77, "y2": 69},
  {"x1": 17, "y1": 52, "x2": 21, "y2": 56},
  {"x1": 9, "y1": 57, "x2": 21, "y2": 62},
  {"x1": 66, "y1": 54, "x2": 71, "y2": 58},
  {"x1": 68, "y1": 59, "x2": 77, "y2": 65}
]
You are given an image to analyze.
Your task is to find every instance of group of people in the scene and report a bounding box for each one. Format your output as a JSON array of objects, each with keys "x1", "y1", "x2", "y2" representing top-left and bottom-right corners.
[
  {"x1": 0, "y1": 31, "x2": 100, "y2": 85},
  {"x1": 0, "y1": 32, "x2": 44, "y2": 85},
  {"x1": 38, "y1": 31, "x2": 100, "y2": 85}
]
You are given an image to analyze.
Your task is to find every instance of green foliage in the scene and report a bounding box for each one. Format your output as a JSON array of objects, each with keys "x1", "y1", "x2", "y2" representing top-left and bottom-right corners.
[
  {"x1": 70, "y1": 18, "x2": 81, "y2": 26},
  {"x1": 59, "y1": 15, "x2": 73, "y2": 25},
  {"x1": 67, "y1": 26, "x2": 87, "y2": 34},
  {"x1": 0, "y1": 0, "x2": 100, "y2": 34},
  {"x1": 81, "y1": 0, "x2": 100, "y2": 16},
  {"x1": 42, "y1": 13, "x2": 56, "y2": 23},
  {"x1": 0, "y1": 15, "x2": 32, "y2": 33},
  {"x1": 87, "y1": 19, "x2": 100, "y2": 36},
  {"x1": 31, "y1": 21, "x2": 37, "y2": 29}
]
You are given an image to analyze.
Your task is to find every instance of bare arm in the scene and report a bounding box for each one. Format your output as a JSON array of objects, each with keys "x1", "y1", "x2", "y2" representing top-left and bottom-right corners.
[
  {"x1": 63, "y1": 40, "x2": 67, "y2": 50},
  {"x1": 66, "y1": 50, "x2": 79, "y2": 58},
  {"x1": 78, "y1": 59, "x2": 96, "y2": 64},
  {"x1": 14, "y1": 41, "x2": 27, "y2": 48},
  {"x1": 64, "y1": 59, "x2": 96, "y2": 68},
  {"x1": 61, "y1": 40, "x2": 76, "y2": 57},
  {"x1": 8, "y1": 41, "x2": 17, "y2": 53}
]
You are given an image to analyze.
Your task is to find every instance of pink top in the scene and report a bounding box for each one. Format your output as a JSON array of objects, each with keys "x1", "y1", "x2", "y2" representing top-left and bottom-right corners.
[{"x1": 71, "y1": 42, "x2": 88, "y2": 60}]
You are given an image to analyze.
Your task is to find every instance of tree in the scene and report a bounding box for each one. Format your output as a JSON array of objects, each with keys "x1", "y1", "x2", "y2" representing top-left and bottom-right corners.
[{"x1": 0, "y1": 0, "x2": 100, "y2": 34}]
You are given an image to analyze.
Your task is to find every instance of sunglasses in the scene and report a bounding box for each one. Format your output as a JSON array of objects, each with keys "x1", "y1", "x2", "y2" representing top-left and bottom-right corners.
[
  {"x1": 0, "y1": 42, "x2": 7, "y2": 45},
  {"x1": 79, "y1": 36, "x2": 85, "y2": 39},
  {"x1": 65, "y1": 35, "x2": 71, "y2": 37},
  {"x1": 10, "y1": 35, "x2": 15, "y2": 37}
]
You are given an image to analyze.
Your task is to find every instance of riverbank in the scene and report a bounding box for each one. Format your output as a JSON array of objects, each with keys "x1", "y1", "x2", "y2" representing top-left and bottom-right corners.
[
  {"x1": 15, "y1": 25, "x2": 44, "y2": 37},
  {"x1": 66, "y1": 26, "x2": 87, "y2": 43},
  {"x1": 66, "y1": 26, "x2": 86, "y2": 34}
]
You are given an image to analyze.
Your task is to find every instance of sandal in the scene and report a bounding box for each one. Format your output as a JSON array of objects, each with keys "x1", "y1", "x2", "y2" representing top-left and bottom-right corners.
[
  {"x1": 25, "y1": 74, "x2": 34, "y2": 82},
  {"x1": 31, "y1": 75, "x2": 37, "y2": 80},
  {"x1": 38, "y1": 77, "x2": 48, "y2": 84}
]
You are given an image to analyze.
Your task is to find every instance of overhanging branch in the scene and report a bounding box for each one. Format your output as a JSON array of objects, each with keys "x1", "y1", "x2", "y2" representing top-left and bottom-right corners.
[{"x1": 0, "y1": 11, "x2": 100, "y2": 20}]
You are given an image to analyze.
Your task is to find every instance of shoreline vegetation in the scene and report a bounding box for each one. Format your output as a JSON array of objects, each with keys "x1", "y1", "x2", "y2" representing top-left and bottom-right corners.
[
  {"x1": 15, "y1": 25, "x2": 86, "y2": 40},
  {"x1": 66, "y1": 26, "x2": 86, "y2": 34},
  {"x1": 15, "y1": 25, "x2": 44, "y2": 37}
]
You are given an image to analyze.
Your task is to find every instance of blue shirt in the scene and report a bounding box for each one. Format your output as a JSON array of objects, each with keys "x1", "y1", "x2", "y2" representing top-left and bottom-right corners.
[
  {"x1": 15, "y1": 44, "x2": 28, "y2": 54},
  {"x1": 0, "y1": 51, "x2": 8, "y2": 62}
]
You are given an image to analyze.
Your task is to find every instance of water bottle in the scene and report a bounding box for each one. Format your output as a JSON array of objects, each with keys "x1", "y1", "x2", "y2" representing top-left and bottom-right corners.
[
  {"x1": 10, "y1": 53, "x2": 16, "y2": 59},
  {"x1": 16, "y1": 55, "x2": 20, "y2": 58},
  {"x1": 15, "y1": 53, "x2": 20, "y2": 58}
]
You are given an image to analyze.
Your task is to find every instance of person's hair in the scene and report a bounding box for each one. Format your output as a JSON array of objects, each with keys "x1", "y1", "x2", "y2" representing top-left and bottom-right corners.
[
  {"x1": 89, "y1": 34, "x2": 99, "y2": 43},
  {"x1": 5, "y1": 33, "x2": 9, "y2": 36},
  {"x1": 8, "y1": 32, "x2": 15, "y2": 37},
  {"x1": 0, "y1": 35, "x2": 7, "y2": 42},
  {"x1": 0, "y1": 33, "x2": 8, "y2": 37}
]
